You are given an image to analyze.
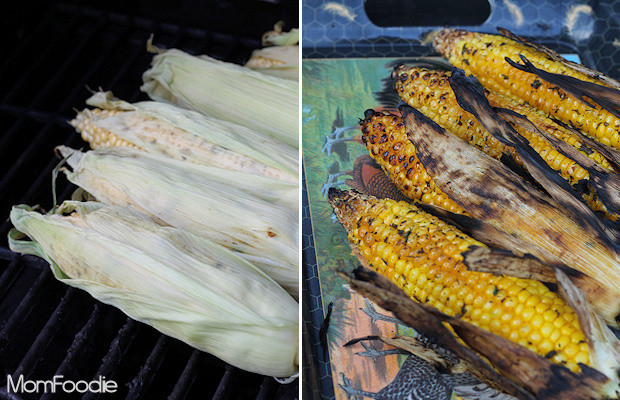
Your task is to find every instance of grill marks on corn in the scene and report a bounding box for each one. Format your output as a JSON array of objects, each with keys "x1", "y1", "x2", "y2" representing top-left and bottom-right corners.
[
  {"x1": 433, "y1": 29, "x2": 620, "y2": 150},
  {"x1": 394, "y1": 66, "x2": 514, "y2": 161},
  {"x1": 360, "y1": 111, "x2": 466, "y2": 214},
  {"x1": 332, "y1": 191, "x2": 589, "y2": 372},
  {"x1": 394, "y1": 66, "x2": 617, "y2": 219}
]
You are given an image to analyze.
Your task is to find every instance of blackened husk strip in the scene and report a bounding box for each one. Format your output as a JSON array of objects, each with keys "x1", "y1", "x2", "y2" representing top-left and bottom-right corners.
[
  {"x1": 496, "y1": 27, "x2": 620, "y2": 90},
  {"x1": 340, "y1": 268, "x2": 613, "y2": 400},
  {"x1": 505, "y1": 55, "x2": 620, "y2": 120},
  {"x1": 496, "y1": 107, "x2": 620, "y2": 216},
  {"x1": 447, "y1": 69, "x2": 620, "y2": 252},
  {"x1": 398, "y1": 102, "x2": 620, "y2": 327}
]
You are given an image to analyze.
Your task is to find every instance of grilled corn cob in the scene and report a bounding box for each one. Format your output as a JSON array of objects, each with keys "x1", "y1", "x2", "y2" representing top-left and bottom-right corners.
[
  {"x1": 9, "y1": 201, "x2": 298, "y2": 377},
  {"x1": 361, "y1": 110, "x2": 466, "y2": 214},
  {"x1": 433, "y1": 28, "x2": 620, "y2": 150},
  {"x1": 394, "y1": 66, "x2": 515, "y2": 161},
  {"x1": 70, "y1": 91, "x2": 297, "y2": 183},
  {"x1": 394, "y1": 66, "x2": 615, "y2": 218},
  {"x1": 398, "y1": 102, "x2": 620, "y2": 327},
  {"x1": 329, "y1": 189, "x2": 589, "y2": 372},
  {"x1": 57, "y1": 146, "x2": 299, "y2": 297}
]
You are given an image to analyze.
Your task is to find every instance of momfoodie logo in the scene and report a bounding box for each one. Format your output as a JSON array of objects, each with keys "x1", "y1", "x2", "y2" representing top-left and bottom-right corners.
[{"x1": 6, "y1": 375, "x2": 118, "y2": 394}]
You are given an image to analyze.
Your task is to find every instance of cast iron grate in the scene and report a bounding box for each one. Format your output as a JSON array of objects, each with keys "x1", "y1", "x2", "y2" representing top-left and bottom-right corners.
[{"x1": 0, "y1": 3, "x2": 298, "y2": 399}]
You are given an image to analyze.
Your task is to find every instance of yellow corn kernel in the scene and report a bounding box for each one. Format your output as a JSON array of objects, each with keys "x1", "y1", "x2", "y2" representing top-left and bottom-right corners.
[
  {"x1": 329, "y1": 190, "x2": 589, "y2": 373},
  {"x1": 393, "y1": 66, "x2": 617, "y2": 220},
  {"x1": 70, "y1": 108, "x2": 138, "y2": 149},
  {"x1": 360, "y1": 110, "x2": 466, "y2": 213},
  {"x1": 433, "y1": 28, "x2": 620, "y2": 150}
]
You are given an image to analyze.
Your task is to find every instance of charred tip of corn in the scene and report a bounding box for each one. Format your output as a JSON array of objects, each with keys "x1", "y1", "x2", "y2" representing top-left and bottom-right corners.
[
  {"x1": 363, "y1": 108, "x2": 376, "y2": 119},
  {"x1": 432, "y1": 27, "x2": 467, "y2": 54},
  {"x1": 418, "y1": 29, "x2": 440, "y2": 46},
  {"x1": 327, "y1": 187, "x2": 350, "y2": 202}
]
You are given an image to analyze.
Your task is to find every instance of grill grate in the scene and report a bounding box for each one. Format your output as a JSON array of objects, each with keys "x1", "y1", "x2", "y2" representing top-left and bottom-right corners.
[{"x1": 0, "y1": 2, "x2": 298, "y2": 399}]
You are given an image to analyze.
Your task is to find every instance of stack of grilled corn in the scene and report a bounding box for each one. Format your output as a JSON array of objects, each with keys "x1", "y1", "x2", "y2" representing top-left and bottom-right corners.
[
  {"x1": 331, "y1": 27, "x2": 620, "y2": 399},
  {"x1": 8, "y1": 27, "x2": 299, "y2": 378}
]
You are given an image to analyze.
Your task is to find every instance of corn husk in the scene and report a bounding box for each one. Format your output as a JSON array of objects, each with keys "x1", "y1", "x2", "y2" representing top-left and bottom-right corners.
[
  {"x1": 57, "y1": 146, "x2": 299, "y2": 297},
  {"x1": 246, "y1": 24, "x2": 298, "y2": 81},
  {"x1": 72, "y1": 91, "x2": 297, "y2": 182},
  {"x1": 245, "y1": 45, "x2": 298, "y2": 81},
  {"x1": 141, "y1": 43, "x2": 299, "y2": 148},
  {"x1": 9, "y1": 201, "x2": 298, "y2": 377}
]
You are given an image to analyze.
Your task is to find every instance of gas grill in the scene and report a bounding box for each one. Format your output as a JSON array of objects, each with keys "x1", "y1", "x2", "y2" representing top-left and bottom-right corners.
[{"x1": 0, "y1": 2, "x2": 298, "y2": 399}]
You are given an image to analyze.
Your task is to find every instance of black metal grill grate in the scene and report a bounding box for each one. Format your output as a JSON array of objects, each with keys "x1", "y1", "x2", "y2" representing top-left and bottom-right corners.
[{"x1": 0, "y1": 2, "x2": 298, "y2": 399}]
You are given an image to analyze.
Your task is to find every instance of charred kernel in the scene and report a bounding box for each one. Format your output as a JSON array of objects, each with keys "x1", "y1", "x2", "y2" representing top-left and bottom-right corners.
[
  {"x1": 333, "y1": 189, "x2": 588, "y2": 373},
  {"x1": 359, "y1": 112, "x2": 465, "y2": 212},
  {"x1": 394, "y1": 65, "x2": 617, "y2": 219}
]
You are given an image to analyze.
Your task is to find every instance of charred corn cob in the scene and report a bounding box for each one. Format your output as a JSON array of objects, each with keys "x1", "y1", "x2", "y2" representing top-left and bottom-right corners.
[
  {"x1": 361, "y1": 110, "x2": 466, "y2": 214},
  {"x1": 329, "y1": 189, "x2": 589, "y2": 372},
  {"x1": 70, "y1": 91, "x2": 297, "y2": 183},
  {"x1": 394, "y1": 66, "x2": 615, "y2": 218},
  {"x1": 399, "y1": 101, "x2": 620, "y2": 327},
  {"x1": 486, "y1": 90, "x2": 618, "y2": 219},
  {"x1": 393, "y1": 66, "x2": 516, "y2": 161},
  {"x1": 433, "y1": 28, "x2": 620, "y2": 150}
]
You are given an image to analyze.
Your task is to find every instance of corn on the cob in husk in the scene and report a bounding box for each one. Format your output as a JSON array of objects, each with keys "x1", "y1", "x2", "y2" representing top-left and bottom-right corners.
[
  {"x1": 433, "y1": 28, "x2": 620, "y2": 150},
  {"x1": 141, "y1": 42, "x2": 299, "y2": 148},
  {"x1": 57, "y1": 146, "x2": 298, "y2": 297},
  {"x1": 360, "y1": 109, "x2": 466, "y2": 214},
  {"x1": 329, "y1": 189, "x2": 589, "y2": 372},
  {"x1": 70, "y1": 91, "x2": 297, "y2": 183},
  {"x1": 9, "y1": 201, "x2": 298, "y2": 377},
  {"x1": 393, "y1": 66, "x2": 616, "y2": 219},
  {"x1": 245, "y1": 23, "x2": 299, "y2": 81},
  {"x1": 397, "y1": 100, "x2": 620, "y2": 327}
]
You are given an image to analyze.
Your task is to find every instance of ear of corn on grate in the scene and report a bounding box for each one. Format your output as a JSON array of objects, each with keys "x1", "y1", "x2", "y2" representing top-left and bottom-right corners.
[
  {"x1": 245, "y1": 45, "x2": 299, "y2": 81},
  {"x1": 393, "y1": 66, "x2": 617, "y2": 219},
  {"x1": 57, "y1": 146, "x2": 299, "y2": 297},
  {"x1": 71, "y1": 91, "x2": 297, "y2": 183},
  {"x1": 433, "y1": 28, "x2": 620, "y2": 150},
  {"x1": 360, "y1": 109, "x2": 466, "y2": 214},
  {"x1": 9, "y1": 201, "x2": 298, "y2": 377},
  {"x1": 141, "y1": 44, "x2": 299, "y2": 148},
  {"x1": 245, "y1": 25, "x2": 299, "y2": 82},
  {"x1": 329, "y1": 189, "x2": 589, "y2": 373}
]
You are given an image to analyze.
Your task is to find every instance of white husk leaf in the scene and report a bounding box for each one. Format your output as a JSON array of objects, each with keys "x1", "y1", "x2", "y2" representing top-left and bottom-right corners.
[
  {"x1": 83, "y1": 91, "x2": 298, "y2": 181},
  {"x1": 141, "y1": 47, "x2": 299, "y2": 148},
  {"x1": 57, "y1": 146, "x2": 298, "y2": 297},
  {"x1": 8, "y1": 202, "x2": 298, "y2": 377}
]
